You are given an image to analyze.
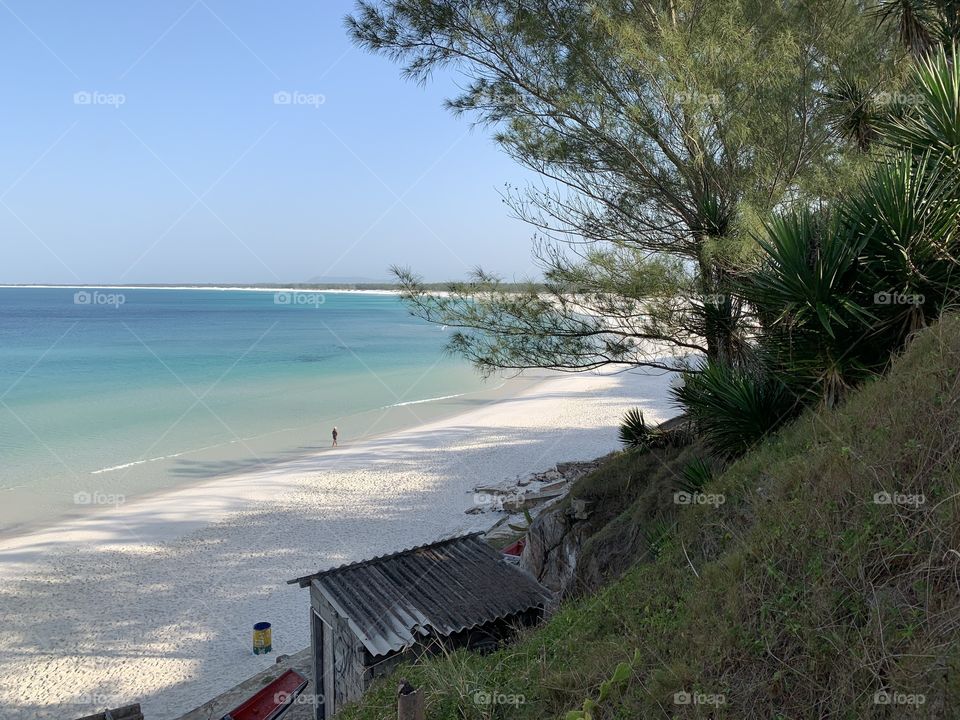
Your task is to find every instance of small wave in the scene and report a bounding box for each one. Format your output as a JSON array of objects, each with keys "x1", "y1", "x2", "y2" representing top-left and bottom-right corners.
[
  {"x1": 89, "y1": 384, "x2": 506, "y2": 474},
  {"x1": 91, "y1": 460, "x2": 147, "y2": 474},
  {"x1": 381, "y1": 391, "x2": 470, "y2": 409},
  {"x1": 384, "y1": 381, "x2": 508, "y2": 410},
  {"x1": 90, "y1": 453, "x2": 183, "y2": 475}
]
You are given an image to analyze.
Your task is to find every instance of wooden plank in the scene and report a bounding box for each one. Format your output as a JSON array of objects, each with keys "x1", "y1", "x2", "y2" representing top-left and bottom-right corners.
[{"x1": 74, "y1": 705, "x2": 143, "y2": 720}]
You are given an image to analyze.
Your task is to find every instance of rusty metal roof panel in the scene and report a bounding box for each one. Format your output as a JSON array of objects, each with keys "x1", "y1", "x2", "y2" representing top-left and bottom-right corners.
[{"x1": 291, "y1": 533, "x2": 552, "y2": 658}]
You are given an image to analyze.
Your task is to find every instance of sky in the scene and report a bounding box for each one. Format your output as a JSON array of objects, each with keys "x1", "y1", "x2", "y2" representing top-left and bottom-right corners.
[{"x1": 0, "y1": 1, "x2": 540, "y2": 284}]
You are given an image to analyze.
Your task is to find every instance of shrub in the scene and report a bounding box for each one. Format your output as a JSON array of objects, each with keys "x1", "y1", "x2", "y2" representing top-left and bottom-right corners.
[
  {"x1": 678, "y1": 457, "x2": 715, "y2": 493},
  {"x1": 671, "y1": 361, "x2": 798, "y2": 458},
  {"x1": 618, "y1": 407, "x2": 666, "y2": 451}
]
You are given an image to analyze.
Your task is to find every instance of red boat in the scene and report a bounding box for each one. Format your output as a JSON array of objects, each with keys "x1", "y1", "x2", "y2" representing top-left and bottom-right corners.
[
  {"x1": 221, "y1": 669, "x2": 308, "y2": 720},
  {"x1": 502, "y1": 538, "x2": 526, "y2": 556}
]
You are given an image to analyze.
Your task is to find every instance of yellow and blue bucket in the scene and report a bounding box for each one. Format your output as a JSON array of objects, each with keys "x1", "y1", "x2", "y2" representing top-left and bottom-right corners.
[{"x1": 253, "y1": 622, "x2": 272, "y2": 655}]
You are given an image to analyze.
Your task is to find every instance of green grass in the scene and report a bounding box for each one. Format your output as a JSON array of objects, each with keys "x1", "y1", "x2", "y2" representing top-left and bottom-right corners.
[{"x1": 340, "y1": 317, "x2": 960, "y2": 720}]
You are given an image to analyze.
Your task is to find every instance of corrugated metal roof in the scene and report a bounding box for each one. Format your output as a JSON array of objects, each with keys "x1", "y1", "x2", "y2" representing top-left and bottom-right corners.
[{"x1": 289, "y1": 533, "x2": 553, "y2": 658}]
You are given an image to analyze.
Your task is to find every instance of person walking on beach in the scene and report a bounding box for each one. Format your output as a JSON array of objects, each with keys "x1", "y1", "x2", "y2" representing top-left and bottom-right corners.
[{"x1": 331, "y1": 426, "x2": 339, "y2": 447}]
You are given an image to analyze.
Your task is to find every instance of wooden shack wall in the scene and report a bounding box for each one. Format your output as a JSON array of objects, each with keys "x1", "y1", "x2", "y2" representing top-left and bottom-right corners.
[{"x1": 310, "y1": 583, "x2": 368, "y2": 720}]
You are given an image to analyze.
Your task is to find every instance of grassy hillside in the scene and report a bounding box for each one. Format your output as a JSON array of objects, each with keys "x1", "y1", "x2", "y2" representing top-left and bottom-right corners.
[{"x1": 341, "y1": 317, "x2": 960, "y2": 720}]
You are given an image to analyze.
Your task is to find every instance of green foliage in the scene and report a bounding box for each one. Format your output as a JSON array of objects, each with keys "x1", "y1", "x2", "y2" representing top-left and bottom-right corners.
[
  {"x1": 677, "y1": 48, "x2": 960, "y2": 436},
  {"x1": 671, "y1": 362, "x2": 797, "y2": 458},
  {"x1": 617, "y1": 408, "x2": 653, "y2": 450},
  {"x1": 743, "y1": 209, "x2": 879, "y2": 404},
  {"x1": 339, "y1": 318, "x2": 960, "y2": 720},
  {"x1": 679, "y1": 457, "x2": 715, "y2": 494},
  {"x1": 641, "y1": 517, "x2": 674, "y2": 561},
  {"x1": 873, "y1": 0, "x2": 960, "y2": 57},
  {"x1": 352, "y1": 0, "x2": 898, "y2": 373},
  {"x1": 844, "y1": 151, "x2": 960, "y2": 323},
  {"x1": 881, "y1": 43, "x2": 960, "y2": 166},
  {"x1": 565, "y1": 654, "x2": 639, "y2": 719},
  {"x1": 823, "y1": 74, "x2": 881, "y2": 152}
]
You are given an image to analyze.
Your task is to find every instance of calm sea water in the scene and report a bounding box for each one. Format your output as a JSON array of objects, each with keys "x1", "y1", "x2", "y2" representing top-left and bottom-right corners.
[{"x1": 0, "y1": 288, "x2": 489, "y2": 534}]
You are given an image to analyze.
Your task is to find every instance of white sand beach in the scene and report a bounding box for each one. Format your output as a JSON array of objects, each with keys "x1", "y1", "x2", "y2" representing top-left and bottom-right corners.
[{"x1": 0, "y1": 369, "x2": 676, "y2": 720}]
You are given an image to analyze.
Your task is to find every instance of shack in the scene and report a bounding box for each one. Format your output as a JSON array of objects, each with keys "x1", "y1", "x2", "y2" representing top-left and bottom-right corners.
[{"x1": 288, "y1": 533, "x2": 553, "y2": 719}]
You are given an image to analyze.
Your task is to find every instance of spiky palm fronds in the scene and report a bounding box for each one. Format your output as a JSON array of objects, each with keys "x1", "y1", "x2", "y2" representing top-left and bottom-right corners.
[
  {"x1": 874, "y1": 0, "x2": 938, "y2": 58},
  {"x1": 843, "y1": 151, "x2": 960, "y2": 335},
  {"x1": 747, "y1": 210, "x2": 873, "y2": 338},
  {"x1": 881, "y1": 44, "x2": 960, "y2": 167},
  {"x1": 678, "y1": 457, "x2": 716, "y2": 494},
  {"x1": 824, "y1": 75, "x2": 880, "y2": 152},
  {"x1": 619, "y1": 408, "x2": 653, "y2": 450},
  {"x1": 671, "y1": 362, "x2": 798, "y2": 459}
]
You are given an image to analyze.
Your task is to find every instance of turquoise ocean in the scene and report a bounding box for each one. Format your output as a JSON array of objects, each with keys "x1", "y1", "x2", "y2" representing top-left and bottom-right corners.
[{"x1": 0, "y1": 287, "x2": 495, "y2": 535}]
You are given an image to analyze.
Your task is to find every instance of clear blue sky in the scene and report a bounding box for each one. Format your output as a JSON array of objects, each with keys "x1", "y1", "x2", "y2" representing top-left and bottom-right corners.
[{"x1": 0, "y1": 1, "x2": 539, "y2": 284}]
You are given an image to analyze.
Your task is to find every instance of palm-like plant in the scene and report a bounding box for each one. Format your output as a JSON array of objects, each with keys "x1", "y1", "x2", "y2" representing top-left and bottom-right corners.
[
  {"x1": 742, "y1": 210, "x2": 881, "y2": 404},
  {"x1": 618, "y1": 408, "x2": 653, "y2": 450},
  {"x1": 671, "y1": 361, "x2": 797, "y2": 459},
  {"x1": 824, "y1": 75, "x2": 880, "y2": 152},
  {"x1": 678, "y1": 457, "x2": 715, "y2": 494},
  {"x1": 874, "y1": 1, "x2": 960, "y2": 56},
  {"x1": 881, "y1": 44, "x2": 960, "y2": 167},
  {"x1": 748, "y1": 210, "x2": 873, "y2": 337},
  {"x1": 743, "y1": 152, "x2": 960, "y2": 405},
  {"x1": 874, "y1": 0, "x2": 938, "y2": 58},
  {"x1": 843, "y1": 151, "x2": 960, "y2": 337},
  {"x1": 672, "y1": 42, "x2": 960, "y2": 450},
  {"x1": 937, "y1": 1, "x2": 960, "y2": 47}
]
